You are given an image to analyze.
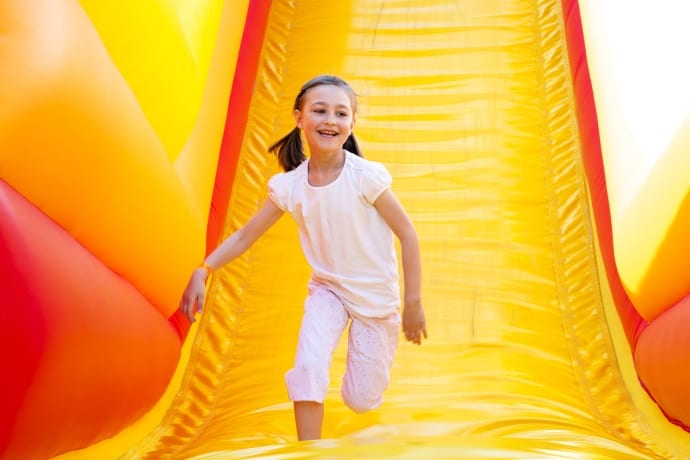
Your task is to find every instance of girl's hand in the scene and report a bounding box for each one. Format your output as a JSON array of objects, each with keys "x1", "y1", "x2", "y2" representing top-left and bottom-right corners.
[
  {"x1": 402, "y1": 300, "x2": 427, "y2": 345},
  {"x1": 179, "y1": 268, "x2": 208, "y2": 323}
]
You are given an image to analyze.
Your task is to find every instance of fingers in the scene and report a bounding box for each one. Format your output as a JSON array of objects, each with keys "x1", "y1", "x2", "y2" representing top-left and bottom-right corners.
[
  {"x1": 196, "y1": 293, "x2": 204, "y2": 313},
  {"x1": 406, "y1": 333, "x2": 421, "y2": 345},
  {"x1": 179, "y1": 296, "x2": 201, "y2": 324},
  {"x1": 179, "y1": 280, "x2": 206, "y2": 324},
  {"x1": 180, "y1": 299, "x2": 195, "y2": 323},
  {"x1": 406, "y1": 334, "x2": 420, "y2": 345},
  {"x1": 404, "y1": 324, "x2": 427, "y2": 345}
]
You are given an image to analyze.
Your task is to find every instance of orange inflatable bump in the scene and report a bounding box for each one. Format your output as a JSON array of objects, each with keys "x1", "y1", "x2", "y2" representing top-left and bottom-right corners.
[{"x1": 0, "y1": 180, "x2": 181, "y2": 459}]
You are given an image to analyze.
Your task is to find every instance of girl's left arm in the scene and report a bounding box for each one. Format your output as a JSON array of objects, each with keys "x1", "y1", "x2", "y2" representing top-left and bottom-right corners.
[{"x1": 374, "y1": 189, "x2": 427, "y2": 344}]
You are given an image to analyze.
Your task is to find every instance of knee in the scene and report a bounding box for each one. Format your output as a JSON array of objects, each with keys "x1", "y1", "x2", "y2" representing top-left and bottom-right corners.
[{"x1": 341, "y1": 385, "x2": 382, "y2": 414}]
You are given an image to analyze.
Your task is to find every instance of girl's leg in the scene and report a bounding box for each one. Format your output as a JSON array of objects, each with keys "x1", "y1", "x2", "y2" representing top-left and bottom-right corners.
[
  {"x1": 293, "y1": 401, "x2": 324, "y2": 440},
  {"x1": 341, "y1": 312, "x2": 400, "y2": 413},
  {"x1": 285, "y1": 282, "x2": 349, "y2": 440}
]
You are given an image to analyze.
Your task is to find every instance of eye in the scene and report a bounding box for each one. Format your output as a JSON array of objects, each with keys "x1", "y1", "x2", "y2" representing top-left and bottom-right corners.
[
  {"x1": 337, "y1": 111, "x2": 349, "y2": 117},
  {"x1": 313, "y1": 108, "x2": 326, "y2": 114}
]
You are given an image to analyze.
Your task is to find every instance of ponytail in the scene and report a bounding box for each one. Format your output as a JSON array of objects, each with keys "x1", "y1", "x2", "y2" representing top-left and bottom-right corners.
[
  {"x1": 268, "y1": 127, "x2": 305, "y2": 172},
  {"x1": 343, "y1": 133, "x2": 364, "y2": 158}
]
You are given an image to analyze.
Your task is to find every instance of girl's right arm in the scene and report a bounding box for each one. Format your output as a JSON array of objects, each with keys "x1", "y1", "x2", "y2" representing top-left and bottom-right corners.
[{"x1": 179, "y1": 199, "x2": 284, "y2": 322}]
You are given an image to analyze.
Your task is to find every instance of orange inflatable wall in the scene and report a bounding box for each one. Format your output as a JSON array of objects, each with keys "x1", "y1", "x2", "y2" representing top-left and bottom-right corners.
[{"x1": 0, "y1": 0, "x2": 252, "y2": 458}]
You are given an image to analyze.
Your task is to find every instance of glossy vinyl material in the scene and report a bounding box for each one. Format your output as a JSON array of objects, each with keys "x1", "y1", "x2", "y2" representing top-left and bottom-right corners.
[
  {"x1": 2, "y1": 0, "x2": 688, "y2": 459},
  {"x1": 0, "y1": 0, "x2": 245, "y2": 458},
  {"x1": 115, "y1": 0, "x2": 688, "y2": 459}
]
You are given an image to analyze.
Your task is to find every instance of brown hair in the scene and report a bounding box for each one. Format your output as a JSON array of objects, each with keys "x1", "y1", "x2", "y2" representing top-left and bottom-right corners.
[{"x1": 268, "y1": 75, "x2": 363, "y2": 171}]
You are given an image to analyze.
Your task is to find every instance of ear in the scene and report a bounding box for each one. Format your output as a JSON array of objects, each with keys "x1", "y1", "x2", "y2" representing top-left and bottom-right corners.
[{"x1": 294, "y1": 109, "x2": 302, "y2": 129}]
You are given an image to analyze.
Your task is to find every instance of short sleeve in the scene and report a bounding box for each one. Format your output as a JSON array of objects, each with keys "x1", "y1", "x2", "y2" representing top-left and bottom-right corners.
[
  {"x1": 361, "y1": 161, "x2": 392, "y2": 204},
  {"x1": 267, "y1": 173, "x2": 288, "y2": 211}
]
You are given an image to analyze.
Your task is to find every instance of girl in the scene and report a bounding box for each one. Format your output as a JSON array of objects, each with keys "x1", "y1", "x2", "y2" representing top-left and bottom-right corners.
[{"x1": 179, "y1": 75, "x2": 427, "y2": 441}]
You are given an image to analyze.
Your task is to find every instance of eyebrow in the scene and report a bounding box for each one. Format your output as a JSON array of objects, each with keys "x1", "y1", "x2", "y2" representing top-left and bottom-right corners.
[{"x1": 309, "y1": 101, "x2": 351, "y2": 110}]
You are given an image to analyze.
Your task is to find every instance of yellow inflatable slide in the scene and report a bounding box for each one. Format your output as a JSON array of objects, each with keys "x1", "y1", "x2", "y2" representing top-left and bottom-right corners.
[{"x1": 1, "y1": 0, "x2": 689, "y2": 459}]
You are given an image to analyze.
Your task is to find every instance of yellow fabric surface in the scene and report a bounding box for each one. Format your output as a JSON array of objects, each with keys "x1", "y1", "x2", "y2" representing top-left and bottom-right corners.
[{"x1": 103, "y1": 0, "x2": 690, "y2": 458}]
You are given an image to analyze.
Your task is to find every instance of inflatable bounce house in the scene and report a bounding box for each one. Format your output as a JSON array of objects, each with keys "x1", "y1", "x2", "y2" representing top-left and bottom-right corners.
[{"x1": 2, "y1": 0, "x2": 690, "y2": 458}]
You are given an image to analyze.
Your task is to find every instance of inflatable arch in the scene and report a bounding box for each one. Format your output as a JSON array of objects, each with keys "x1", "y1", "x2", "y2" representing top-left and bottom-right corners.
[{"x1": 1, "y1": 0, "x2": 689, "y2": 459}]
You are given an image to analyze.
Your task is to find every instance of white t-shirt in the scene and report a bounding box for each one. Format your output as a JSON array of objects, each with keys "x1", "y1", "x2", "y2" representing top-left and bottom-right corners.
[{"x1": 268, "y1": 152, "x2": 400, "y2": 317}]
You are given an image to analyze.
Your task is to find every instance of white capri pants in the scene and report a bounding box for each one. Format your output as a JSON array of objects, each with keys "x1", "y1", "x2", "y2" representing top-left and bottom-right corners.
[{"x1": 285, "y1": 281, "x2": 400, "y2": 413}]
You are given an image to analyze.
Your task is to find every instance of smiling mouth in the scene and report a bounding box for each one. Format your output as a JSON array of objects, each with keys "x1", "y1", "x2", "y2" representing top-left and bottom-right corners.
[{"x1": 318, "y1": 130, "x2": 338, "y2": 137}]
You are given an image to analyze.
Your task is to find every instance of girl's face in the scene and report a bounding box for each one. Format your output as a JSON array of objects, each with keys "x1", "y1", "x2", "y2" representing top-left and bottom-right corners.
[{"x1": 295, "y1": 84, "x2": 355, "y2": 156}]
